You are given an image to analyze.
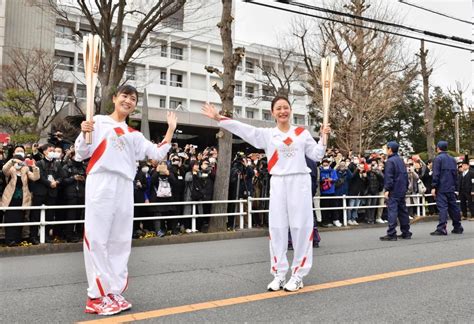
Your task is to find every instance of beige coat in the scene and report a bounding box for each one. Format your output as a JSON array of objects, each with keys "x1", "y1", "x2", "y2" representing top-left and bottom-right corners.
[{"x1": 1, "y1": 159, "x2": 40, "y2": 207}]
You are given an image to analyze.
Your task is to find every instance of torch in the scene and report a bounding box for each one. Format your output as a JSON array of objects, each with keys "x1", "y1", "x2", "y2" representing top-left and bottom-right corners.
[
  {"x1": 320, "y1": 56, "x2": 336, "y2": 146},
  {"x1": 83, "y1": 34, "x2": 101, "y2": 144}
]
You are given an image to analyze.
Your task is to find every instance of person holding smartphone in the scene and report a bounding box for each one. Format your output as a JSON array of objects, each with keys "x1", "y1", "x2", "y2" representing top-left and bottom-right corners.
[{"x1": 1, "y1": 145, "x2": 40, "y2": 246}]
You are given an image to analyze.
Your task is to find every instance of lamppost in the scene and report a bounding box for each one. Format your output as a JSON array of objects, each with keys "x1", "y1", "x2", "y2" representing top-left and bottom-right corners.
[{"x1": 452, "y1": 101, "x2": 461, "y2": 153}]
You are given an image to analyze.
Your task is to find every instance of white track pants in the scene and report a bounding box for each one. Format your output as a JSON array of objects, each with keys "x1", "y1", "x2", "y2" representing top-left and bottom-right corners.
[
  {"x1": 83, "y1": 173, "x2": 134, "y2": 298},
  {"x1": 269, "y1": 173, "x2": 314, "y2": 280}
]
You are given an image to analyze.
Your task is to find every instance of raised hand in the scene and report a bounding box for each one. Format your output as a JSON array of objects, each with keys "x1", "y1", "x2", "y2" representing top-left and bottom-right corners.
[
  {"x1": 201, "y1": 103, "x2": 220, "y2": 121},
  {"x1": 81, "y1": 120, "x2": 95, "y2": 133},
  {"x1": 320, "y1": 124, "x2": 331, "y2": 135},
  {"x1": 167, "y1": 111, "x2": 177, "y2": 131}
]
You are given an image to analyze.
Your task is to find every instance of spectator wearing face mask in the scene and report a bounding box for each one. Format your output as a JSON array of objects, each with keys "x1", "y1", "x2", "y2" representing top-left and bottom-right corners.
[
  {"x1": 150, "y1": 161, "x2": 179, "y2": 235},
  {"x1": 347, "y1": 163, "x2": 368, "y2": 225},
  {"x1": 169, "y1": 154, "x2": 188, "y2": 230},
  {"x1": 365, "y1": 162, "x2": 384, "y2": 224},
  {"x1": 1, "y1": 145, "x2": 40, "y2": 246},
  {"x1": 61, "y1": 152, "x2": 87, "y2": 243},
  {"x1": 29, "y1": 143, "x2": 66, "y2": 244},
  {"x1": 334, "y1": 161, "x2": 352, "y2": 224},
  {"x1": 133, "y1": 162, "x2": 154, "y2": 238},
  {"x1": 319, "y1": 158, "x2": 341, "y2": 227}
]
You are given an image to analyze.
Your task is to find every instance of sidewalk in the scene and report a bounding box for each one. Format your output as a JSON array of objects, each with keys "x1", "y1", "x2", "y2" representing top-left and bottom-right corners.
[{"x1": 0, "y1": 215, "x2": 439, "y2": 257}]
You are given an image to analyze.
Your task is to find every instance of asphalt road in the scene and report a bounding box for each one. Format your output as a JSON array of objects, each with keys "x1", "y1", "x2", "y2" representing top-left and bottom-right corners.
[{"x1": 1, "y1": 221, "x2": 473, "y2": 323}]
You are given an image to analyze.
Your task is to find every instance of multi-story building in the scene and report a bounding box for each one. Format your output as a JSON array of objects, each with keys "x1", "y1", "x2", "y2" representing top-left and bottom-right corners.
[{"x1": 3, "y1": 0, "x2": 314, "y2": 146}]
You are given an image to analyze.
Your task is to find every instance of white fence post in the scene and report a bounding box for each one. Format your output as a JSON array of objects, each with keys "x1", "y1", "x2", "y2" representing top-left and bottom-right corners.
[
  {"x1": 247, "y1": 197, "x2": 253, "y2": 229},
  {"x1": 239, "y1": 200, "x2": 244, "y2": 230},
  {"x1": 342, "y1": 195, "x2": 347, "y2": 226},
  {"x1": 39, "y1": 205, "x2": 46, "y2": 244},
  {"x1": 191, "y1": 203, "x2": 197, "y2": 232},
  {"x1": 416, "y1": 195, "x2": 421, "y2": 217},
  {"x1": 422, "y1": 194, "x2": 426, "y2": 217}
]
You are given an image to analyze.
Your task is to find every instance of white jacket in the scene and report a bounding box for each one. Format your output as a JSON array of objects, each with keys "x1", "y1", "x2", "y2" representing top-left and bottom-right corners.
[
  {"x1": 219, "y1": 118, "x2": 326, "y2": 176},
  {"x1": 75, "y1": 115, "x2": 171, "y2": 180}
]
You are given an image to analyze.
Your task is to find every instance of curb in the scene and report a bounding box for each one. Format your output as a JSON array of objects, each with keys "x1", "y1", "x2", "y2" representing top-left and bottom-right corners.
[{"x1": 0, "y1": 216, "x2": 439, "y2": 258}]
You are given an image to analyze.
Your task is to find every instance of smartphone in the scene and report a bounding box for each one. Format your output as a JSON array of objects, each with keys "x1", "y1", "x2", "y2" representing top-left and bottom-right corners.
[{"x1": 25, "y1": 159, "x2": 34, "y2": 167}]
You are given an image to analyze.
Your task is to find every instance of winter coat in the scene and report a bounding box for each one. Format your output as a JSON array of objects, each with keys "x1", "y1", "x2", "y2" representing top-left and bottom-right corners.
[
  {"x1": 383, "y1": 153, "x2": 408, "y2": 198},
  {"x1": 319, "y1": 167, "x2": 338, "y2": 195},
  {"x1": 432, "y1": 151, "x2": 458, "y2": 193},
  {"x1": 1, "y1": 159, "x2": 40, "y2": 207}
]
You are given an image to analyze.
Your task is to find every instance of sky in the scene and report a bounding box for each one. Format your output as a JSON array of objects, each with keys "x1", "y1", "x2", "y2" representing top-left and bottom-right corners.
[{"x1": 234, "y1": 0, "x2": 473, "y2": 103}]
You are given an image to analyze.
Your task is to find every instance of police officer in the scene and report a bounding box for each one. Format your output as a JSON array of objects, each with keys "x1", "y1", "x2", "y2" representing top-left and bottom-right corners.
[
  {"x1": 380, "y1": 141, "x2": 412, "y2": 241},
  {"x1": 430, "y1": 141, "x2": 463, "y2": 235}
]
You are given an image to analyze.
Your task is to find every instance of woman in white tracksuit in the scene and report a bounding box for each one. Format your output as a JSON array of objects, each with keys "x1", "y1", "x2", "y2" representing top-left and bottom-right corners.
[
  {"x1": 75, "y1": 85, "x2": 177, "y2": 316},
  {"x1": 202, "y1": 97, "x2": 330, "y2": 292}
]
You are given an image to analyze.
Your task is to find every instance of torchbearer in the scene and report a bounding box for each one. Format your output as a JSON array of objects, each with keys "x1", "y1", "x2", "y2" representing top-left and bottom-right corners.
[
  {"x1": 320, "y1": 56, "x2": 336, "y2": 146},
  {"x1": 75, "y1": 82, "x2": 178, "y2": 315}
]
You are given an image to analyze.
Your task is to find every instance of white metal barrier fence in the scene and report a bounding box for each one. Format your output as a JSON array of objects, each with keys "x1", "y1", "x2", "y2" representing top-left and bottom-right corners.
[{"x1": 0, "y1": 194, "x2": 443, "y2": 244}]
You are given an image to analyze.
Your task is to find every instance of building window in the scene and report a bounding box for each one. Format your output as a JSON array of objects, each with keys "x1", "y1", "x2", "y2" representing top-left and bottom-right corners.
[
  {"x1": 160, "y1": 71, "x2": 167, "y2": 85},
  {"x1": 161, "y1": 44, "x2": 168, "y2": 58},
  {"x1": 245, "y1": 85, "x2": 255, "y2": 99},
  {"x1": 236, "y1": 62, "x2": 243, "y2": 71},
  {"x1": 263, "y1": 111, "x2": 272, "y2": 121},
  {"x1": 159, "y1": 98, "x2": 166, "y2": 108},
  {"x1": 262, "y1": 63, "x2": 273, "y2": 74},
  {"x1": 126, "y1": 65, "x2": 136, "y2": 81},
  {"x1": 170, "y1": 47, "x2": 183, "y2": 60},
  {"x1": 54, "y1": 84, "x2": 72, "y2": 101},
  {"x1": 55, "y1": 24, "x2": 74, "y2": 39},
  {"x1": 170, "y1": 99, "x2": 182, "y2": 109},
  {"x1": 262, "y1": 86, "x2": 273, "y2": 101},
  {"x1": 245, "y1": 61, "x2": 255, "y2": 74},
  {"x1": 235, "y1": 84, "x2": 242, "y2": 96},
  {"x1": 76, "y1": 85, "x2": 86, "y2": 100},
  {"x1": 234, "y1": 107, "x2": 241, "y2": 117},
  {"x1": 293, "y1": 115, "x2": 305, "y2": 125},
  {"x1": 162, "y1": 6, "x2": 184, "y2": 30},
  {"x1": 55, "y1": 52, "x2": 74, "y2": 71},
  {"x1": 246, "y1": 110, "x2": 255, "y2": 119},
  {"x1": 170, "y1": 73, "x2": 183, "y2": 87}
]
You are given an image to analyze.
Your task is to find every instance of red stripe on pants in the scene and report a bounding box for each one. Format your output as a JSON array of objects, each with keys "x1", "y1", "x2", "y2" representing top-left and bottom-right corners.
[
  {"x1": 96, "y1": 277, "x2": 105, "y2": 297},
  {"x1": 86, "y1": 139, "x2": 107, "y2": 175},
  {"x1": 84, "y1": 233, "x2": 90, "y2": 251}
]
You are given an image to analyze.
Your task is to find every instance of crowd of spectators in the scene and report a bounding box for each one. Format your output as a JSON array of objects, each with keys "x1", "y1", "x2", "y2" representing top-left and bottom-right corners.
[{"x1": 1, "y1": 131, "x2": 473, "y2": 247}]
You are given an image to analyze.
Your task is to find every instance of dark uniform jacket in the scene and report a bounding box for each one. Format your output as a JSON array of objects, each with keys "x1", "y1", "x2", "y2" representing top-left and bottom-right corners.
[
  {"x1": 432, "y1": 152, "x2": 457, "y2": 193},
  {"x1": 458, "y1": 169, "x2": 474, "y2": 194},
  {"x1": 383, "y1": 153, "x2": 408, "y2": 198}
]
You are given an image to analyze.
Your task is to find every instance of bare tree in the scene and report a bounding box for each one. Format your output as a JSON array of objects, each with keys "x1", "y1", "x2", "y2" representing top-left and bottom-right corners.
[
  {"x1": 43, "y1": 0, "x2": 187, "y2": 114},
  {"x1": 1, "y1": 48, "x2": 69, "y2": 137},
  {"x1": 294, "y1": 0, "x2": 417, "y2": 154},
  {"x1": 254, "y1": 46, "x2": 304, "y2": 99},
  {"x1": 204, "y1": 0, "x2": 245, "y2": 232},
  {"x1": 417, "y1": 39, "x2": 435, "y2": 159}
]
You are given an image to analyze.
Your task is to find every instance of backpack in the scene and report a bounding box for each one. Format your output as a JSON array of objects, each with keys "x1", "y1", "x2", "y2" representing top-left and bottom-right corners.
[{"x1": 156, "y1": 177, "x2": 172, "y2": 198}]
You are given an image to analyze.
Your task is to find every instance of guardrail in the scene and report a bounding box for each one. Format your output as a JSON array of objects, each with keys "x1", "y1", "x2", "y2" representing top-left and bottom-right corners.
[{"x1": 0, "y1": 194, "x2": 444, "y2": 244}]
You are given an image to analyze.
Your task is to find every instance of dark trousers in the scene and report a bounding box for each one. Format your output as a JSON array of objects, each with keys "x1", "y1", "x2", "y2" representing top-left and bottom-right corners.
[
  {"x1": 365, "y1": 197, "x2": 379, "y2": 222},
  {"x1": 459, "y1": 191, "x2": 474, "y2": 217},
  {"x1": 320, "y1": 194, "x2": 338, "y2": 223},
  {"x1": 30, "y1": 195, "x2": 56, "y2": 239},
  {"x1": 436, "y1": 192, "x2": 462, "y2": 233},
  {"x1": 386, "y1": 196, "x2": 411, "y2": 236},
  {"x1": 4, "y1": 198, "x2": 23, "y2": 243},
  {"x1": 64, "y1": 196, "x2": 84, "y2": 240}
]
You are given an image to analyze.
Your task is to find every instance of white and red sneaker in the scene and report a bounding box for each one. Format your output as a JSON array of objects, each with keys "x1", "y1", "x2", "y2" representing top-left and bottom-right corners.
[
  {"x1": 85, "y1": 296, "x2": 121, "y2": 316},
  {"x1": 108, "y1": 293, "x2": 132, "y2": 311}
]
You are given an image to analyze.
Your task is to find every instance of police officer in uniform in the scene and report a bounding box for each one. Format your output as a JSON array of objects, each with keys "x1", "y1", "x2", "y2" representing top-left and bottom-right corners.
[
  {"x1": 380, "y1": 141, "x2": 412, "y2": 241},
  {"x1": 430, "y1": 141, "x2": 463, "y2": 235}
]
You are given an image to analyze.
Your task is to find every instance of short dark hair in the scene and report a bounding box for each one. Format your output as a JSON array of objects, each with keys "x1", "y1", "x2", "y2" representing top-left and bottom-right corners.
[
  {"x1": 271, "y1": 96, "x2": 291, "y2": 111},
  {"x1": 115, "y1": 85, "x2": 139, "y2": 99}
]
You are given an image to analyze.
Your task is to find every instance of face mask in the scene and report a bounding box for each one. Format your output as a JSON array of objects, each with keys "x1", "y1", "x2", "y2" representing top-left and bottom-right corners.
[
  {"x1": 323, "y1": 166, "x2": 330, "y2": 170},
  {"x1": 54, "y1": 152, "x2": 61, "y2": 159},
  {"x1": 15, "y1": 152, "x2": 25, "y2": 159},
  {"x1": 209, "y1": 157, "x2": 216, "y2": 164},
  {"x1": 141, "y1": 166, "x2": 149, "y2": 173},
  {"x1": 172, "y1": 160, "x2": 180, "y2": 165},
  {"x1": 353, "y1": 159, "x2": 359, "y2": 164},
  {"x1": 47, "y1": 152, "x2": 55, "y2": 160},
  {"x1": 15, "y1": 164, "x2": 23, "y2": 170}
]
